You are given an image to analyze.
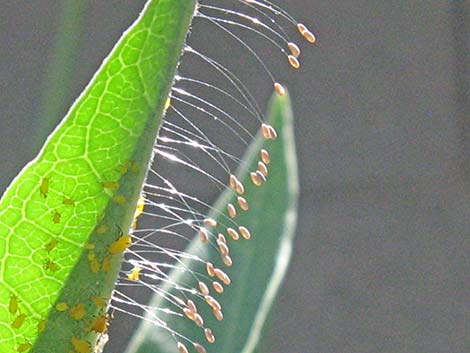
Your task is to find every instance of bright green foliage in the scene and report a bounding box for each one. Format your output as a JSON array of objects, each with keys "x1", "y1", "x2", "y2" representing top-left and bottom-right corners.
[
  {"x1": 0, "y1": 1, "x2": 197, "y2": 352},
  {"x1": 125, "y1": 93, "x2": 299, "y2": 353}
]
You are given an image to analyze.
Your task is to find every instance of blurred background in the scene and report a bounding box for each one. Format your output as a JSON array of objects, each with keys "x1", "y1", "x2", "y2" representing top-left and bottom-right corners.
[{"x1": 0, "y1": 1, "x2": 468, "y2": 353}]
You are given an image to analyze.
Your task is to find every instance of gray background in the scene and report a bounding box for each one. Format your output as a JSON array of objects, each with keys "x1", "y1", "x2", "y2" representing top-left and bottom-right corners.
[{"x1": 0, "y1": 1, "x2": 468, "y2": 353}]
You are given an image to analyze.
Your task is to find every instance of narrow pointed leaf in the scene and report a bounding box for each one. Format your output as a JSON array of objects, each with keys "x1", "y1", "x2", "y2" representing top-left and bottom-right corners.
[
  {"x1": 125, "y1": 93, "x2": 299, "y2": 353},
  {"x1": 0, "y1": 1, "x2": 197, "y2": 352}
]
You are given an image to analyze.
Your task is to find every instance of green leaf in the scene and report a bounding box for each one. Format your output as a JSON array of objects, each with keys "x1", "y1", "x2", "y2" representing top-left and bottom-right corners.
[
  {"x1": 0, "y1": 1, "x2": 197, "y2": 352},
  {"x1": 125, "y1": 92, "x2": 299, "y2": 353}
]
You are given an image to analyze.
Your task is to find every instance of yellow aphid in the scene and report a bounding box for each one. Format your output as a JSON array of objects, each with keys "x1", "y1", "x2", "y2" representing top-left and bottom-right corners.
[
  {"x1": 203, "y1": 218, "x2": 217, "y2": 227},
  {"x1": 213, "y1": 308, "x2": 223, "y2": 321},
  {"x1": 37, "y1": 319, "x2": 47, "y2": 332},
  {"x1": 235, "y1": 180, "x2": 245, "y2": 195},
  {"x1": 89, "y1": 257, "x2": 100, "y2": 274},
  {"x1": 177, "y1": 342, "x2": 189, "y2": 353},
  {"x1": 84, "y1": 242, "x2": 95, "y2": 250},
  {"x1": 63, "y1": 197, "x2": 75, "y2": 205},
  {"x1": 214, "y1": 268, "x2": 231, "y2": 285},
  {"x1": 237, "y1": 196, "x2": 249, "y2": 211},
  {"x1": 108, "y1": 234, "x2": 132, "y2": 254},
  {"x1": 69, "y1": 303, "x2": 87, "y2": 320},
  {"x1": 45, "y1": 260, "x2": 59, "y2": 273},
  {"x1": 199, "y1": 227, "x2": 209, "y2": 243},
  {"x1": 17, "y1": 343, "x2": 32, "y2": 353},
  {"x1": 193, "y1": 343, "x2": 207, "y2": 353},
  {"x1": 102, "y1": 181, "x2": 119, "y2": 190},
  {"x1": 127, "y1": 267, "x2": 141, "y2": 281},
  {"x1": 91, "y1": 296, "x2": 107, "y2": 308},
  {"x1": 274, "y1": 82, "x2": 286, "y2": 96},
  {"x1": 40, "y1": 177, "x2": 50, "y2": 198},
  {"x1": 90, "y1": 313, "x2": 108, "y2": 333},
  {"x1": 56, "y1": 302, "x2": 68, "y2": 311},
  {"x1": 222, "y1": 255, "x2": 233, "y2": 267},
  {"x1": 52, "y1": 211, "x2": 61, "y2": 224},
  {"x1": 44, "y1": 239, "x2": 59, "y2": 252},
  {"x1": 206, "y1": 262, "x2": 215, "y2": 277},
  {"x1": 227, "y1": 203, "x2": 237, "y2": 218},
  {"x1": 239, "y1": 226, "x2": 252, "y2": 240},
  {"x1": 212, "y1": 281, "x2": 224, "y2": 293},
  {"x1": 119, "y1": 160, "x2": 131, "y2": 174},
  {"x1": 165, "y1": 97, "x2": 172, "y2": 111},
  {"x1": 71, "y1": 337, "x2": 91, "y2": 353},
  {"x1": 134, "y1": 196, "x2": 145, "y2": 219},
  {"x1": 257, "y1": 161, "x2": 268, "y2": 177},
  {"x1": 260, "y1": 149, "x2": 270, "y2": 164},
  {"x1": 198, "y1": 281, "x2": 210, "y2": 295},
  {"x1": 96, "y1": 224, "x2": 109, "y2": 234},
  {"x1": 102, "y1": 255, "x2": 111, "y2": 272},
  {"x1": 113, "y1": 194, "x2": 127, "y2": 204},
  {"x1": 288, "y1": 42, "x2": 301, "y2": 58},
  {"x1": 227, "y1": 227, "x2": 240, "y2": 240},
  {"x1": 288, "y1": 55, "x2": 301, "y2": 69},
  {"x1": 131, "y1": 161, "x2": 139, "y2": 174},
  {"x1": 204, "y1": 327, "x2": 216, "y2": 343},
  {"x1": 9, "y1": 295, "x2": 18, "y2": 314},
  {"x1": 11, "y1": 314, "x2": 26, "y2": 329}
]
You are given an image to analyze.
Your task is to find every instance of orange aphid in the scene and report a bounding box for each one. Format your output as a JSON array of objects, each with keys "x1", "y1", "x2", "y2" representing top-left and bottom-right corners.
[
  {"x1": 91, "y1": 296, "x2": 107, "y2": 308},
  {"x1": 71, "y1": 337, "x2": 91, "y2": 353},
  {"x1": 90, "y1": 313, "x2": 108, "y2": 333},
  {"x1": 213, "y1": 309, "x2": 224, "y2": 321},
  {"x1": 297, "y1": 23, "x2": 316, "y2": 43},
  {"x1": 69, "y1": 303, "x2": 87, "y2": 320},
  {"x1": 108, "y1": 234, "x2": 132, "y2": 254}
]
